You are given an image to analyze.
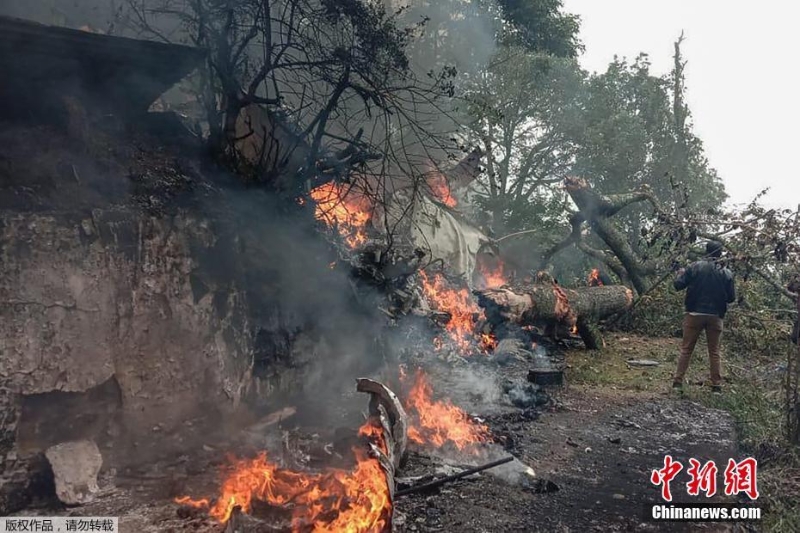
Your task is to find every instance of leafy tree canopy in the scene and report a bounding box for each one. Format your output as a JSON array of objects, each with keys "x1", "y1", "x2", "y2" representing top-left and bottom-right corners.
[{"x1": 494, "y1": 0, "x2": 582, "y2": 58}]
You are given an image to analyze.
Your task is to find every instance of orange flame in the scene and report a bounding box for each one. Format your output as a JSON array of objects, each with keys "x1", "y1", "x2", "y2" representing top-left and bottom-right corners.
[
  {"x1": 403, "y1": 369, "x2": 491, "y2": 450},
  {"x1": 476, "y1": 257, "x2": 508, "y2": 290},
  {"x1": 419, "y1": 271, "x2": 483, "y2": 353},
  {"x1": 588, "y1": 268, "x2": 604, "y2": 287},
  {"x1": 176, "y1": 419, "x2": 391, "y2": 531},
  {"x1": 425, "y1": 169, "x2": 457, "y2": 207},
  {"x1": 309, "y1": 182, "x2": 373, "y2": 248},
  {"x1": 480, "y1": 332, "x2": 498, "y2": 352}
]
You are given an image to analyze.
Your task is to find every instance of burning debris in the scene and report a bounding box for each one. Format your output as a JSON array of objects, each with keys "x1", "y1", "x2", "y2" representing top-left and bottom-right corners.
[
  {"x1": 176, "y1": 380, "x2": 408, "y2": 532},
  {"x1": 474, "y1": 251, "x2": 510, "y2": 291},
  {"x1": 424, "y1": 167, "x2": 458, "y2": 208},
  {"x1": 176, "y1": 431, "x2": 390, "y2": 529},
  {"x1": 588, "y1": 268, "x2": 603, "y2": 287},
  {"x1": 418, "y1": 271, "x2": 493, "y2": 354},
  {"x1": 309, "y1": 181, "x2": 374, "y2": 249},
  {"x1": 401, "y1": 368, "x2": 491, "y2": 452},
  {"x1": 170, "y1": 365, "x2": 537, "y2": 532},
  {"x1": 476, "y1": 262, "x2": 508, "y2": 290}
]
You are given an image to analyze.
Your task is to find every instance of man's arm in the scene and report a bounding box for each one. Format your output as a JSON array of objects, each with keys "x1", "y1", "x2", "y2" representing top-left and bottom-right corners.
[
  {"x1": 674, "y1": 265, "x2": 691, "y2": 291},
  {"x1": 725, "y1": 271, "x2": 736, "y2": 303}
]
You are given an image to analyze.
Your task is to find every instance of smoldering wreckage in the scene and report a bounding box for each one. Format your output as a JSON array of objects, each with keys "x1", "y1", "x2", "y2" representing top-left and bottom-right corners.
[{"x1": 0, "y1": 17, "x2": 636, "y2": 533}]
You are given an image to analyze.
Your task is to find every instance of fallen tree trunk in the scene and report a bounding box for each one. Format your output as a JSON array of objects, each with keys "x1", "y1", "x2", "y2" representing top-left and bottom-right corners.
[
  {"x1": 475, "y1": 284, "x2": 633, "y2": 349},
  {"x1": 476, "y1": 284, "x2": 633, "y2": 325}
]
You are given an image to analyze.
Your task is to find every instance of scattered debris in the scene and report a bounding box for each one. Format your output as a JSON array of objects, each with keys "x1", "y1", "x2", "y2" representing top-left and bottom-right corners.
[
  {"x1": 395, "y1": 456, "x2": 515, "y2": 497},
  {"x1": 524, "y1": 478, "x2": 560, "y2": 494},
  {"x1": 613, "y1": 416, "x2": 643, "y2": 430},
  {"x1": 626, "y1": 359, "x2": 660, "y2": 367},
  {"x1": 357, "y1": 377, "x2": 410, "y2": 470},
  {"x1": 528, "y1": 368, "x2": 564, "y2": 387}
]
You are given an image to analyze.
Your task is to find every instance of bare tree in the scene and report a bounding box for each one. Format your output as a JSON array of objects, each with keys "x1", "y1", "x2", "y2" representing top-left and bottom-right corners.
[{"x1": 125, "y1": 0, "x2": 460, "y2": 196}]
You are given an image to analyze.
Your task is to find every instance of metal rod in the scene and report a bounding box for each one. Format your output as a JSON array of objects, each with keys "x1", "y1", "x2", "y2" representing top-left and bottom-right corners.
[{"x1": 394, "y1": 456, "x2": 515, "y2": 497}]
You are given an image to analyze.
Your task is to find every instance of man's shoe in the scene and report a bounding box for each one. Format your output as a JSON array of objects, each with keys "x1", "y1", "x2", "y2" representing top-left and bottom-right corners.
[{"x1": 711, "y1": 385, "x2": 722, "y2": 394}]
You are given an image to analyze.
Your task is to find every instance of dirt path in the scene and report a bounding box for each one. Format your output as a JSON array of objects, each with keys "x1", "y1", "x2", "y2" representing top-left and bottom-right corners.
[{"x1": 395, "y1": 384, "x2": 739, "y2": 532}]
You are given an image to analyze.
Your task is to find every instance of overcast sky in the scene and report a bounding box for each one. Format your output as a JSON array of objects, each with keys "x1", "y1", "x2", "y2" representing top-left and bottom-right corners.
[{"x1": 562, "y1": 0, "x2": 798, "y2": 210}]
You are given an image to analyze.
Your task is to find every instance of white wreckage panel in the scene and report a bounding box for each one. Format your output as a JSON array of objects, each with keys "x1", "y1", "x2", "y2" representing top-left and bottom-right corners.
[{"x1": 373, "y1": 188, "x2": 491, "y2": 288}]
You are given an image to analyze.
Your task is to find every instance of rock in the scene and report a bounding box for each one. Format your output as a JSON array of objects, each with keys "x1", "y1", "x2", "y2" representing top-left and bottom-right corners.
[
  {"x1": 524, "y1": 478, "x2": 560, "y2": 494},
  {"x1": 45, "y1": 440, "x2": 103, "y2": 505}
]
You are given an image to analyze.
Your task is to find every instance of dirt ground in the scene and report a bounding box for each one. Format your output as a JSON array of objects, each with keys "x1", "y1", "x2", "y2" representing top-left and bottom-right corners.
[
  {"x1": 395, "y1": 387, "x2": 738, "y2": 533},
  {"x1": 15, "y1": 334, "x2": 754, "y2": 532}
]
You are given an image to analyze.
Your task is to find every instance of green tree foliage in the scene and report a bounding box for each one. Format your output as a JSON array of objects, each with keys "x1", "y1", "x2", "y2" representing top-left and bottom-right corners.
[
  {"x1": 465, "y1": 43, "x2": 726, "y2": 255},
  {"x1": 573, "y1": 54, "x2": 727, "y2": 246},
  {"x1": 397, "y1": 0, "x2": 581, "y2": 75},
  {"x1": 463, "y1": 47, "x2": 584, "y2": 234},
  {"x1": 494, "y1": 0, "x2": 582, "y2": 57}
]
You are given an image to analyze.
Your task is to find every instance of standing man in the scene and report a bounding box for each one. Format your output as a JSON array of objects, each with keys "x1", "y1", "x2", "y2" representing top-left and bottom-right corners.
[{"x1": 672, "y1": 241, "x2": 736, "y2": 393}]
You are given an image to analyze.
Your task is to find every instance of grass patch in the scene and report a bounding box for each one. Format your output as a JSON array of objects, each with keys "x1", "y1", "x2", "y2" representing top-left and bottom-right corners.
[{"x1": 568, "y1": 333, "x2": 676, "y2": 392}]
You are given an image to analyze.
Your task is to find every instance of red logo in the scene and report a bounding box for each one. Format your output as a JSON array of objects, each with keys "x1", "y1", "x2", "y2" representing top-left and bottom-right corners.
[
  {"x1": 650, "y1": 455, "x2": 683, "y2": 502},
  {"x1": 686, "y1": 458, "x2": 718, "y2": 497},
  {"x1": 723, "y1": 458, "x2": 759, "y2": 500},
  {"x1": 651, "y1": 457, "x2": 759, "y2": 501}
]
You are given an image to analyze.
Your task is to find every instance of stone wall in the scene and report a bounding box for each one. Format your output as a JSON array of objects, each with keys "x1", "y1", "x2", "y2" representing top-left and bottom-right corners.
[
  {"x1": 0, "y1": 110, "x2": 385, "y2": 512},
  {"x1": 0, "y1": 209, "x2": 256, "y2": 511}
]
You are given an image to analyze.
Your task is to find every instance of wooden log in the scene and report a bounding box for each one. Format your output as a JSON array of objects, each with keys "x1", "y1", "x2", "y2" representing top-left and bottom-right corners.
[{"x1": 475, "y1": 284, "x2": 633, "y2": 331}]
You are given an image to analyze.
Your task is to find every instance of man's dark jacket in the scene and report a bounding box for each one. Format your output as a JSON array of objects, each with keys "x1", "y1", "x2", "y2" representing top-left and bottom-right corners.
[{"x1": 674, "y1": 259, "x2": 736, "y2": 318}]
